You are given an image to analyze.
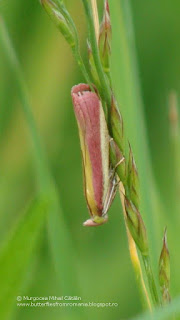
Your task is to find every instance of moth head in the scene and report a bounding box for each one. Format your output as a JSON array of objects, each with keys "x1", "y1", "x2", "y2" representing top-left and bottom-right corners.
[{"x1": 83, "y1": 215, "x2": 108, "y2": 227}]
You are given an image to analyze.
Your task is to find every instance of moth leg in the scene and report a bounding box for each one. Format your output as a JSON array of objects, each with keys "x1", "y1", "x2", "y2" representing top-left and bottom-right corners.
[
  {"x1": 108, "y1": 157, "x2": 125, "y2": 185},
  {"x1": 102, "y1": 139, "x2": 125, "y2": 217},
  {"x1": 102, "y1": 157, "x2": 124, "y2": 215},
  {"x1": 114, "y1": 157, "x2": 125, "y2": 170},
  {"x1": 102, "y1": 176, "x2": 119, "y2": 216}
]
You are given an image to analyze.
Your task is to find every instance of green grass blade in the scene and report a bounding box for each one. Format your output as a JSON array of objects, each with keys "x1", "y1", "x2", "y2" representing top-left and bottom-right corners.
[
  {"x1": 47, "y1": 187, "x2": 78, "y2": 293},
  {"x1": 0, "y1": 196, "x2": 49, "y2": 320},
  {"x1": 110, "y1": 0, "x2": 164, "y2": 263},
  {"x1": 132, "y1": 295, "x2": 180, "y2": 320},
  {"x1": 47, "y1": 186, "x2": 85, "y2": 320}
]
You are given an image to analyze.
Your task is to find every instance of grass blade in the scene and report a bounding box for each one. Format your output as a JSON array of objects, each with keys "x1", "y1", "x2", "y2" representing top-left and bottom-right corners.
[
  {"x1": 132, "y1": 295, "x2": 180, "y2": 320},
  {"x1": 0, "y1": 196, "x2": 49, "y2": 320},
  {"x1": 110, "y1": 0, "x2": 164, "y2": 264}
]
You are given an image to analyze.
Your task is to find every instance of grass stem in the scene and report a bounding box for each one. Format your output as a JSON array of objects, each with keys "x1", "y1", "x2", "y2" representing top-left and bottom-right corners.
[
  {"x1": 71, "y1": 45, "x2": 92, "y2": 86},
  {"x1": 91, "y1": 0, "x2": 99, "y2": 42},
  {"x1": 82, "y1": 0, "x2": 111, "y2": 107},
  {"x1": 169, "y1": 91, "x2": 180, "y2": 203}
]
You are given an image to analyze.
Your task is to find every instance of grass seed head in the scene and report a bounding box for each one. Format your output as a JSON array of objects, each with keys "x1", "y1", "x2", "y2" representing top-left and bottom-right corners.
[
  {"x1": 125, "y1": 197, "x2": 148, "y2": 255},
  {"x1": 40, "y1": 0, "x2": 75, "y2": 47},
  {"x1": 98, "y1": 0, "x2": 112, "y2": 76},
  {"x1": 110, "y1": 96, "x2": 124, "y2": 155},
  {"x1": 127, "y1": 144, "x2": 140, "y2": 209},
  {"x1": 159, "y1": 228, "x2": 171, "y2": 304}
]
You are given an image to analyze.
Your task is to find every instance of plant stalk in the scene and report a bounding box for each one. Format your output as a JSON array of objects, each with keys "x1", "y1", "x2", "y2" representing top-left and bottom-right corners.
[
  {"x1": 88, "y1": 2, "x2": 158, "y2": 309},
  {"x1": 71, "y1": 44, "x2": 92, "y2": 86},
  {"x1": 82, "y1": 0, "x2": 111, "y2": 107},
  {"x1": 91, "y1": 0, "x2": 99, "y2": 42},
  {"x1": 169, "y1": 91, "x2": 180, "y2": 205}
]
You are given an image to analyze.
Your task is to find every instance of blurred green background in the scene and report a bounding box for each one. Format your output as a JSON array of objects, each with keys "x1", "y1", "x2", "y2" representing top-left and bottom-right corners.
[{"x1": 0, "y1": 0, "x2": 180, "y2": 319}]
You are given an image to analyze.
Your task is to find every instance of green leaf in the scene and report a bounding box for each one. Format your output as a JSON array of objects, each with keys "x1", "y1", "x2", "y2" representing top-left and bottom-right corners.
[{"x1": 0, "y1": 196, "x2": 49, "y2": 320}]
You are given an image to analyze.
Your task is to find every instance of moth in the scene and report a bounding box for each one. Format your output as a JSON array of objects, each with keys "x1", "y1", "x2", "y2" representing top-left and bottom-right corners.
[{"x1": 71, "y1": 84, "x2": 123, "y2": 226}]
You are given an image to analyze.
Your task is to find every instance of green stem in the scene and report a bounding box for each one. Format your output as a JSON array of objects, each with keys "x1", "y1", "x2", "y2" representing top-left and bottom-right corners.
[
  {"x1": 169, "y1": 92, "x2": 180, "y2": 212},
  {"x1": 71, "y1": 44, "x2": 92, "y2": 86},
  {"x1": 143, "y1": 255, "x2": 160, "y2": 306},
  {"x1": 81, "y1": 0, "x2": 111, "y2": 107},
  {"x1": 55, "y1": 1, "x2": 92, "y2": 86}
]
